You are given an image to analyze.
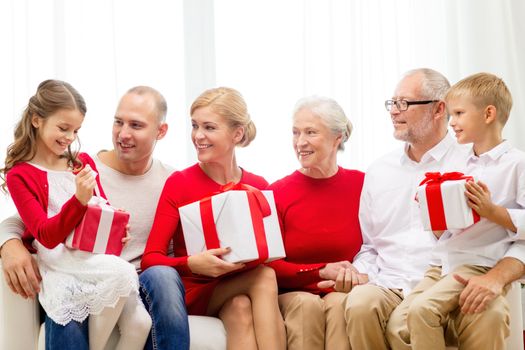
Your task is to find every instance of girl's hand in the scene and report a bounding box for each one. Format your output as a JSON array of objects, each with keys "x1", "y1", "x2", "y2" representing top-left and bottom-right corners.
[
  {"x1": 465, "y1": 181, "x2": 496, "y2": 219},
  {"x1": 121, "y1": 224, "x2": 131, "y2": 247},
  {"x1": 75, "y1": 166, "x2": 96, "y2": 205},
  {"x1": 187, "y1": 247, "x2": 245, "y2": 277}
]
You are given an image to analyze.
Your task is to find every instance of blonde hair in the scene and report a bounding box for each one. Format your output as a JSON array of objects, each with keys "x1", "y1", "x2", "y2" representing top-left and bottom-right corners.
[
  {"x1": 445, "y1": 72, "x2": 512, "y2": 125},
  {"x1": 1, "y1": 79, "x2": 86, "y2": 193},
  {"x1": 190, "y1": 87, "x2": 256, "y2": 147},
  {"x1": 293, "y1": 95, "x2": 352, "y2": 151}
]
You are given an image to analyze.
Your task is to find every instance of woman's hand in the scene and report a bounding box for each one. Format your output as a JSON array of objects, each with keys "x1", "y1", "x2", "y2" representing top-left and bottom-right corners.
[
  {"x1": 75, "y1": 166, "x2": 96, "y2": 205},
  {"x1": 187, "y1": 247, "x2": 245, "y2": 277}
]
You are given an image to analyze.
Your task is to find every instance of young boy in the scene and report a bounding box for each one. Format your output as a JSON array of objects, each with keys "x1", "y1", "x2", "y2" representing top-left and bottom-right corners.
[{"x1": 397, "y1": 73, "x2": 525, "y2": 349}]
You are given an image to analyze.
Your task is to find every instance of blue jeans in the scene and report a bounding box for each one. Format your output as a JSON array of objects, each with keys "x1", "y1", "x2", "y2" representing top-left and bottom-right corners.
[
  {"x1": 45, "y1": 315, "x2": 89, "y2": 350},
  {"x1": 45, "y1": 266, "x2": 189, "y2": 350},
  {"x1": 140, "y1": 265, "x2": 190, "y2": 350}
]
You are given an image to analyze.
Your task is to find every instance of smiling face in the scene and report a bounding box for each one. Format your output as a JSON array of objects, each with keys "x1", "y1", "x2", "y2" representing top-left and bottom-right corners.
[
  {"x1": 191, "y1": 106, "x2": 243, "y2": 164},
  {"x1": 447, "y1": 96, "x2": 486, "y2": 144},
  {"x1": 292, "y1": 108, "x2": 341, "y2": 173},
  {"x1": 32, "y1": 108, "x2": 84, "y2": 159},
  {"x1": 390, "y1": 73, "x2": 436, "y2": 144},
  {"x1": 112, "y1": 92, "x2": 166, "y2": 165}
]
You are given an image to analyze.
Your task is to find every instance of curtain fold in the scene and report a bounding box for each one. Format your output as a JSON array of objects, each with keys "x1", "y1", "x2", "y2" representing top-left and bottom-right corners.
[{"x1": 1, "y1": 0, "x2": 524, "y2": 218}]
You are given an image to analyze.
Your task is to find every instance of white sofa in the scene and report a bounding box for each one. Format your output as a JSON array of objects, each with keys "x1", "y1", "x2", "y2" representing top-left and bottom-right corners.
[
  {"x1": 2, "y1": 258, "x2": 523, "y2": 350},
  {"x1": 0, "y1": 259, "x2": 227, "y2": 350}
]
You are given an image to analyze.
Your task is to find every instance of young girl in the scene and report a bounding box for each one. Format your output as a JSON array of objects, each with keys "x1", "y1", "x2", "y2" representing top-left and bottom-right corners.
[{"x1": 1, "y1": 80, "x2": 151, "y2": 350}]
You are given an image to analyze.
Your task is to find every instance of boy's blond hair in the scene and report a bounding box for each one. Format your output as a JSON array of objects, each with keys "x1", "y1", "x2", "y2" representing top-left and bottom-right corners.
[{"x1": 445, "y1": 72, "x2": 513, "y2": 125}]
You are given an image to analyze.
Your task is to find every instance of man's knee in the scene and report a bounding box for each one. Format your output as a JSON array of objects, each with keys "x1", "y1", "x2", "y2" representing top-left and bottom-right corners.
[{"x1": 140, "y1": 266, "x2": 184, "y2": 296}]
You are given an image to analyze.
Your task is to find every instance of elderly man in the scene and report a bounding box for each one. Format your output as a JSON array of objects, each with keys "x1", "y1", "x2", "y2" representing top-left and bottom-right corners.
[
  {"x1": 337, "y1": 68, "x2": 525, "y2": 349},
  {"x1": 0, "y1": 86, "x2": 190, "y2": 350}
]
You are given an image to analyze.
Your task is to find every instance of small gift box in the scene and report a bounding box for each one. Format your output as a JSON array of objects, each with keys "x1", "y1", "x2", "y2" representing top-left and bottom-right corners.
[
  {"x1": 179, "y1": 183, "x2": 286, "y2": 264},
  {"x1": 417, "y1": 172, "x2": 480, "y2": 231},
  {"x1": 65, "y1": 196, "x2": 129, "y2": 255}
]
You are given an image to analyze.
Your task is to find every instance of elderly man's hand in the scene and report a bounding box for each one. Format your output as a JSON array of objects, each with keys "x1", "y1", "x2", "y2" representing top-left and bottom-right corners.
[
  {"x1": 0, "y1": 239, "x2": 41, "y2": 299},
  {"x1": 317, "y1": 267, "x2": 368, "y2": 292},
  {"x1": 319, "y1": 261, "x2": 355, "y2": 281},
  {"x1": 454, "y1": 273, "x2": 504, "y2": 314}
]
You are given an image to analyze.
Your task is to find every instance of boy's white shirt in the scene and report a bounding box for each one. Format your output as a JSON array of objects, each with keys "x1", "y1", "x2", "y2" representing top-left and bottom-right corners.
[{"x1": 433, "y1": 140, "x2": 525, "y2": 274}]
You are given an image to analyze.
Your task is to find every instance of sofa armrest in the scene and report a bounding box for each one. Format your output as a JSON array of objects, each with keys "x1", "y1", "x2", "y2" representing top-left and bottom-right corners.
[{"x1": 0, "y1": 258, "x2": 40, "y2": 350}]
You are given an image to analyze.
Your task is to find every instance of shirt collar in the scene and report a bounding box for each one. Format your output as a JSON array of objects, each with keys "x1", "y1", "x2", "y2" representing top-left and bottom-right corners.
[
  {"x1": 467, "y1": 140, "x2": 511, "y2": 164},
  {"x1": 400, "y1": 133, "x2": 456, "y2": 165}
]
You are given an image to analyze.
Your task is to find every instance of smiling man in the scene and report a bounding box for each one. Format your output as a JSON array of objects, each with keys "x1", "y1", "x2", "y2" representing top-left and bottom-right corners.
[{"x1": 340, "y1": 68, "x2": 469, "y2": 350}]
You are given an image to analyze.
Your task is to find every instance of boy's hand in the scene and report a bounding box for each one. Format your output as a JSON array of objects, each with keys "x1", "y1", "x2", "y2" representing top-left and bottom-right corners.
[
  {"x1": 75, "y1": 166, "x2": 96, "y2": 205},
  {"x1": 465, "y1": 181, "x2": 496, "y2": 219}
]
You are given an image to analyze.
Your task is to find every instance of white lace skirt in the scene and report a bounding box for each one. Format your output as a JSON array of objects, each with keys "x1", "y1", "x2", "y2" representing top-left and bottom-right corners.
[{"x1": 36, "y1": 241, "x2": 140, "y2": 326}]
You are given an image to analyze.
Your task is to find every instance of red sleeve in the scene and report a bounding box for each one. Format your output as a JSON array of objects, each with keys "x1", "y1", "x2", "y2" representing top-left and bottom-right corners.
[
  {"x1": 268, "y1": 259, "x2": 326, "y2": 290},
  {"x1": 78, "y1": 152, "x2": 107, "y2": 199},
  {"x1": 6, "y1": 166, "x2": 87, "y2": 249},
  {"x1": 141, "y1": 175, "x2": 191, "y2": 274}
]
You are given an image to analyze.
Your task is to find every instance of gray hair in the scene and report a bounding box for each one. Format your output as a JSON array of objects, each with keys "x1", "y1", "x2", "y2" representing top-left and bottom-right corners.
[
  {"x1": 293, "y1": 95, "x2": 352, "y2": 151},
  {"x1": 127, "y1": 86, "x2": 167, "y2": 123},
  {"x1": 402, "y1": 68, "x2": 451, "y2": 100}
]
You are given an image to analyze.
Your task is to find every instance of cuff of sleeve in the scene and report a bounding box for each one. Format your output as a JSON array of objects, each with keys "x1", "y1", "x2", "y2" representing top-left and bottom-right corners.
[
  {"x1": 508, "y1": 209, "x2": 525, "y2": 239},
  {"x1": 297, "y1": 263, "x2": 325, "y2": 274},
  {"x1": 504, "y1": 242, "x2": 525, "y2": 266},
  {"x1": 179, "y1": 256, "x2": 194, "y2": 275}
]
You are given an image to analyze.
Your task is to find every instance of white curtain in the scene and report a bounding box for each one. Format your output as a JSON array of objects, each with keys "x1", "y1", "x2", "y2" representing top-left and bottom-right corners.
[{"x1": 1, "y1": 0, "x2": 525, "y2": 219}]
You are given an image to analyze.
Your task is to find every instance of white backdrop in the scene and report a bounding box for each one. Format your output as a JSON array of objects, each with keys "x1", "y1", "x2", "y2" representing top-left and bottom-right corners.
[{"x1": 1, "y1": 0, "x2": 524, "y2": 220}]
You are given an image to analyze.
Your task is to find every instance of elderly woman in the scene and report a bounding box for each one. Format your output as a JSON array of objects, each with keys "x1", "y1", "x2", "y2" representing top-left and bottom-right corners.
[{"x1": 268, "y1": 96, "x2": 365, "y2": 350}]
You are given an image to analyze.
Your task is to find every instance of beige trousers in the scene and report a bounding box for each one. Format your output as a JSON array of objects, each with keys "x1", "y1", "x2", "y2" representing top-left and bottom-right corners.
[
  {"x1": 278, "y1": 291, "x2": 350, "y2": 350},
  {"x1": 343, "y1": 284, "x2": 404, "y2": 350},
  {"x1": 386, "y1": 265, "x2": 510, "y2": 350}
]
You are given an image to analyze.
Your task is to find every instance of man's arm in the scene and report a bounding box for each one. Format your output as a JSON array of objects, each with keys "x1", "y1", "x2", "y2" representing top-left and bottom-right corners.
[
  {"x1": 0, "y1": 214, "x2": 41, "y2": 299},
  {"x1": 454, "y1": 256, "x2": 525, "y2": 313}
]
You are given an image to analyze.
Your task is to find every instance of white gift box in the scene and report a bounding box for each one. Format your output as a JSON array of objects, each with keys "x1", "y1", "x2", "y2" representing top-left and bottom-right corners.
[
  {"x1": 417, "y1": 174, "x2": 480, "y2": 231},
  {"x1": 179, "y1": 189, "x2": 286, "y2": 263}
]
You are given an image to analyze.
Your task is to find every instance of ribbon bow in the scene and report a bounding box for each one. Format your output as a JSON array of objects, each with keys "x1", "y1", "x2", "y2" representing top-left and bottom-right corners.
[
  {"x1": 199, "y1": 183, "x2": 271, "y2": 264},
  {"x1": 419, "y1": 172, "x2": 469, "y2": 186},
  {"x1": 419, "y1": 171, "x2": 479, "y2": 230}
]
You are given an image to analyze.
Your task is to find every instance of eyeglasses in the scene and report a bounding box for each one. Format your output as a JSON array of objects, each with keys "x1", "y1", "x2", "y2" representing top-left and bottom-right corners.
[{"x1": 384, "y1": 99, "x2": 439, "y2": 112}]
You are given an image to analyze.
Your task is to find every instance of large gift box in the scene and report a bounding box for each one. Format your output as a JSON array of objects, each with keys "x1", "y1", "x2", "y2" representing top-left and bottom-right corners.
[
  {"x1": 65, "y1": 196, "x2": 129, "y2": 255},
  {"x1": 179, "y1": 184, "x2": 286, "y2": 264},
  {"x1": 417, "y1": 172, "x2": 480, "y2": 231}
]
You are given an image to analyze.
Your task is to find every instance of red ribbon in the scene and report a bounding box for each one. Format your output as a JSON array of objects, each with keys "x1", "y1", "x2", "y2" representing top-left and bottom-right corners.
[
  {"x1": 419, "y1": 172, "x2": 480, "y2": 230},
  {"x1": 198, "y1": 183, "x2": 271, "y2": 264}
]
